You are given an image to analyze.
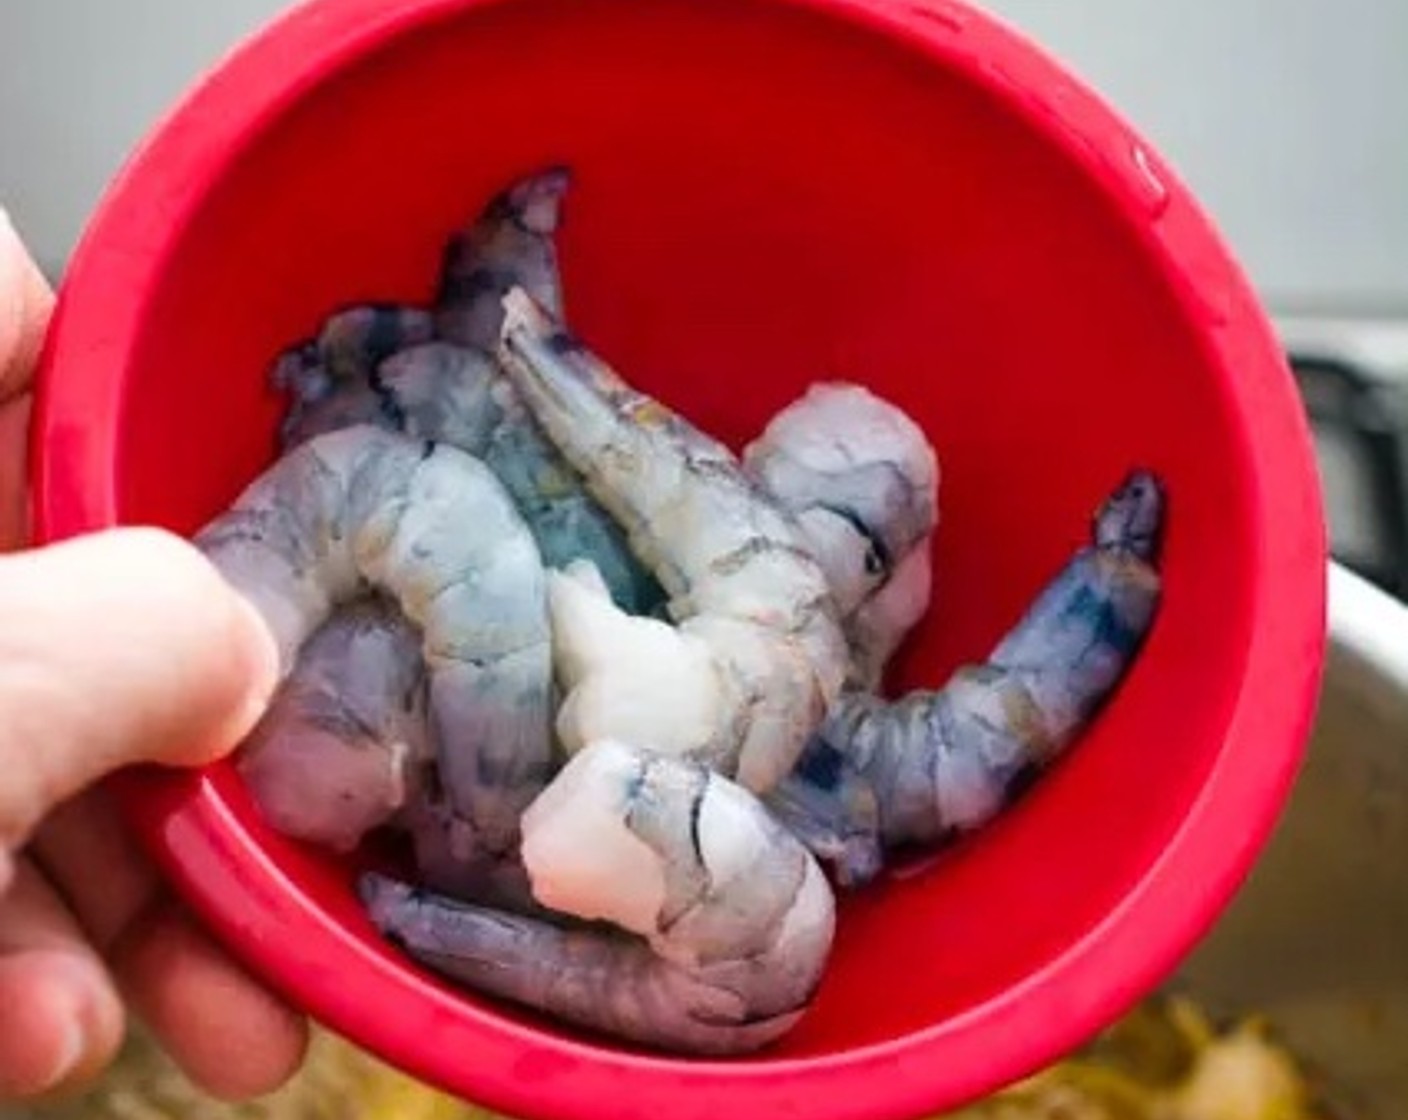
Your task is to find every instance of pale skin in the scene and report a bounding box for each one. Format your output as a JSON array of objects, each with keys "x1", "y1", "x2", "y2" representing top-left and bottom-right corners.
[{"x1": 0, "y1": 211, "x2": 307, "y2": 1101}]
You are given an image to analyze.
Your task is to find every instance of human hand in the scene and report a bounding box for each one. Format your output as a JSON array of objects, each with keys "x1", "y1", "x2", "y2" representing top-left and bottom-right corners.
[{"x1": 0, "y1": 210, "x2": 307, "y2": 1101}]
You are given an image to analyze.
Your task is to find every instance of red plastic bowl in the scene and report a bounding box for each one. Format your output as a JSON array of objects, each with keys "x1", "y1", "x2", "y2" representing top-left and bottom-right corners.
[{"x1": 32, "y1": 0, "x2": 1326, "y2": 1117}]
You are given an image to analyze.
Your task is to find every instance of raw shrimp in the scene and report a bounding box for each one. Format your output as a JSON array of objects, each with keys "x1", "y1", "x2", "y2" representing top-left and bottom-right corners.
[
  {"x1": 436, "y1": 166, "x2": 572, "y2": 350},
  {"x1": 247, "y1": 168, "x2": 658, "y2": 880},
  {"x1": 238, "y1": 596, "x2": 430, "y2": 853},
  {"x1": 766, "y1": 470, "x2": 1165, "y2": 888},
  {"x1": 252, "y1": 380, "x2": 930, "y2": 869},
  {"x1": 396, "y1": 784, "x2": 550, "y2": 916},
  {"x1": 291, "y1": 341, "x2": 668, "y2": 617},
  {"x1": 197, "y1": 424, "x2": 554, "y2": 872},
  {"x1": 277, "y1": 168, "x2": 666, "y2": 616},
  {"x1": 276, "y1": 166, "x2": 569, "y2": 452},
  {"x1": 742, "y1": 382, "x2": 940, "y2": 690},
  {"x1": 361, "y1": 739, "x2": 836, "y2": 1055},
  {"x1": 497, "y1": 288, "x2": 850, "y2": 793},
  {"x1": 275, "y1": 304, "x2": 436, "y2": 448}
]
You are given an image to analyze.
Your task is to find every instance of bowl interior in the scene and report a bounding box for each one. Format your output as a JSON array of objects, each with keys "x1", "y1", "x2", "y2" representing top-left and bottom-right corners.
[{"x1": 105, "y1": 0, "x2": 1256, "y2": 1064}]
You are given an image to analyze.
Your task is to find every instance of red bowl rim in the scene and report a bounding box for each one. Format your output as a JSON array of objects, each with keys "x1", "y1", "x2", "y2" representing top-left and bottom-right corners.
[{"x1": 31, "y1": 0, "x2": 1328, "y2": 1118}]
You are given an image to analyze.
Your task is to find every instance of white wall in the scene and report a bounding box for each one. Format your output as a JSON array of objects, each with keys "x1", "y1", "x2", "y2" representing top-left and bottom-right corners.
[
  {"x1": 0, "y1": 0, "x2": 291, "y2": 277},
  {"x1": 2, "y1": 0, "x2": 1404, "y2": 310}
]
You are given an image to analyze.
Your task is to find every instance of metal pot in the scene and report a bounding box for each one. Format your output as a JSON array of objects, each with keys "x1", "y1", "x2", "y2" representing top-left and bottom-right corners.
[{"x1": 1174, "y1": 563, "x2": 1408, "y2": 1117}]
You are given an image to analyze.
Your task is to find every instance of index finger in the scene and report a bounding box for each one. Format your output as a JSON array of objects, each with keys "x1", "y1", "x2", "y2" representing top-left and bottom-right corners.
[{"x1": 0, "y1": 209, "x2": 55, "y2": 402}]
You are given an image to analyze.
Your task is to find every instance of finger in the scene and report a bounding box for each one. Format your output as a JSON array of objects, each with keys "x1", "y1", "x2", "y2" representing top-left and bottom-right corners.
[
  {"x1": 30, "y1": 793, "x2": 159, "y2": 956},
  {"x1": 0, "y1": 527, "x2": 280, "y2": 867},
  {"x1": 32, "y1": 792, "x2": 308, "y2": 1101},
  {"x1": 108, "y1": 896, "x2": 309, "y2": 1101},
  {"x1": 0, "y1": 393, "x2": 32, "y2": 550},
  {"x1": 0, "y1": 858, "x2": 124, "y2": 1100},
  {"x1": 0, "y1": 209, "x2": 53, "y2": 402}
]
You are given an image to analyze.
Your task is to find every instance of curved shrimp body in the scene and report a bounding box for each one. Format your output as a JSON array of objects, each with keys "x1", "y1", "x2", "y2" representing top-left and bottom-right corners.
[
  {"x1": 497, "y1": 289, "x2": 849, "y2": 793},
  {"x1": 237, "y1": 595, "x2": 430, "y2": 854},
  {"x1": 197, "y1": 424, "x2": 554, "y2": 866},
  {"x1": 361, "y1": 739, "x2": 836, "y2": 1055},
  {"x1": 286, "y1": 340, "x2": 668, "y2": 616},
  {"x1": 767, "y1": 470, "x2": 1165, "y2": 888},
  {"x1": 436, "y1": 166, "x2": 572, "y2": 350},
  {"x1": 742, "y1": 382, "x2": 940, "y2": 690}
]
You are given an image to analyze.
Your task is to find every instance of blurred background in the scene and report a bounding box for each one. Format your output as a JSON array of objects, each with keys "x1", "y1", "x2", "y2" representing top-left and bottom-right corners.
[
  {"x1": 1, "y1": 0, "x2": 1406, "y2": 306},
  {"x1": 5, "y1": 0, "x2": 1408, "y2": 596}
]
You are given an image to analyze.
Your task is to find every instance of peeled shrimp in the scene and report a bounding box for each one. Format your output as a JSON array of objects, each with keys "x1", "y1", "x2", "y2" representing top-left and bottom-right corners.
[
  {"x1": 742, "y1": 382, "x2": 940, "y2": 690},
  {"x1": 298, "y1": 341, "x2": 668, "y2": 617},
  {"x1": 436, "y1": 166, "x2": 571, "y2": 350},
  {"x1": 496, "y1": 288, "x2": 850, "y2": 793},
  {"x1": 766, "y1": 470, "x2": 1165, "y2": 887},
  {"x1": 362, "y1": 739, "x2": 835, "y2": 1055},
  {"x1": 237, "y1": 596, "x2": 429, "y2": 853},
  {"x1": 275, "y1": 304, "x2": 436, "y2": 448},
  {"x1": 279, "y1": 169, "x2": 665, "y2": 617},
  {"x1": 197, "y1": 424, "x2": 553, "y2": 872},
  {"x1": 263, "y1": 376, "x2": 934, "y2": 860},
  {"x1": 242, "y1": 170, "x2": 658, "y2": 879}
]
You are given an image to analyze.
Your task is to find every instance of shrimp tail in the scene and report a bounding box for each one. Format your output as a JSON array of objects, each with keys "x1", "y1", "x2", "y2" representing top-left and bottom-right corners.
[
  {"x1": 272, "y1": 305, "x2": 436, "y2": 449},
  {"x1": 360, "y1": 874, "x2": 805, "y2": 1056},
  {"x1": 770, "y1": 470, "x2": 1165, "y2": 887},
  {"x1": 436, "y1": 166, "x2": 573, "y2": 350},
  {"x1": 316, "y1": 305, "x2": 438, "y2": 384},
  {"x1": 983, "y1": 468, "x2": 1164, "y2": 739},
  {"x1": 273, "y1": 167, "x2": 669, "y2": 617}
]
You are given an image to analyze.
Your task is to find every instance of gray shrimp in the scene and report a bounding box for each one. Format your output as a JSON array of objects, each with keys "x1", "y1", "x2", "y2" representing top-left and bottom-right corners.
[
  {"x1": 237, "y1": 595, "x2": 430, "y2": 853},
  {"x1": 396, "y1": 783, "x2": 552, "y2": 916},
  {"x1": 278, "y1": 168, "x2": 667, "y2": 617},
  {"x1": 259, "y1": 376, "x2": 932, "y2": 866},
  {"x1": 248, "y1": 169, "x2": 662, "y2": 887},
  {"x1": 436, "y1": 166, "x2": 571, "y2": 350},
  {"x1": 765, "y1": 470, "x2": 1165, "y2": 888},
  {"x1": 742, "y1": 382, "x2": 940, "y2": 690},
  {"x1": 497, "y1": 288, "x2": 850, "y2": 794},
  {"x1": 197, "y1": 424, "x2": 553, "y2": 874},
  {"x1": 298, "y1": 340, "x2": 669, "y2": 616},
  {"x1": 274, "y1": 304, "x2": 436, "y2": 448},
  {"x1": 361, "y1": 739, "x2": 836, "y2": 1055}
]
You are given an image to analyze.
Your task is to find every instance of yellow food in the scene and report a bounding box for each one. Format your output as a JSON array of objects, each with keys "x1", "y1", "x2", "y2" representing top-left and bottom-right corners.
[
  {"x1": 14, "y1": 997, "x2": 1323, "y2": 1120},
  {"x1": 944, "y1": 998, "x2": 1324, "y2": 1120}
]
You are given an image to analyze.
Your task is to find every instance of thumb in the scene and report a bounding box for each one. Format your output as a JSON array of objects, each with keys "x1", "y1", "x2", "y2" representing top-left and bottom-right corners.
[
  {"x1": 0, "y1": 528, "x2": 280, "y2": 863},
  {"x1": 0, "y1": 208, "x2": 54, "y2": 401}
]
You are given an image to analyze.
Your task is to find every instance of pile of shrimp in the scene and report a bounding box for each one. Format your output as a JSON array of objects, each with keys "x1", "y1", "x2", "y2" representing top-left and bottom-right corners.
[{"x1": 197, "y1": 167, "x2": 1167, "y2": 1057}]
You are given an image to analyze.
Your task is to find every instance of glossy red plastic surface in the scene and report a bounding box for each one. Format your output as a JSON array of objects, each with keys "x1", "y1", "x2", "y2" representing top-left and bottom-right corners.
[{"x1": 31, "y1": 0, "x2": 1327, "y2": 1117}]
